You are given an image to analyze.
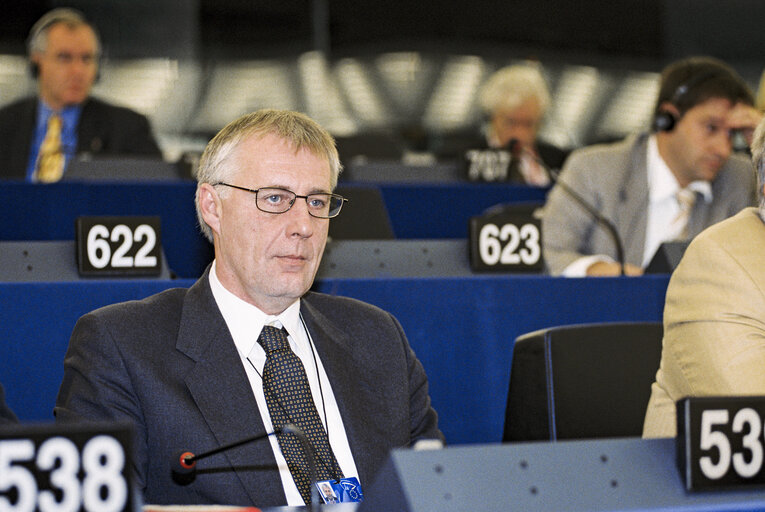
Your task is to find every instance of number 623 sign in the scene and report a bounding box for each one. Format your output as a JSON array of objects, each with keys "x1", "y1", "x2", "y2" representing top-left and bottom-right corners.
[
  {"x1": 76, "y1": 216, "x2": 163, "y2": 277},
  {"x1": 468, "y1": 205, "x2": 543, "y2": 272},
  {"x1": 677, "y1": 396, "x2": 765, "y2": 490},
  {"x1": 0, "y1": 422, "x2": 133, "y2": 512}
]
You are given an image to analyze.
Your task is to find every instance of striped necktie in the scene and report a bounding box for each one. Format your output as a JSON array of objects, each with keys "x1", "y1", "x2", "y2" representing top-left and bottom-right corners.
[
  {"x1": 36, "y1": 114, "x2": 65, "y2": 183},
  {"x1": 671, "y1": 188, "x2": 697, "y2": 240},
  {"x1": 258, "y1": 325, "x2": 343, "y2": 504}
]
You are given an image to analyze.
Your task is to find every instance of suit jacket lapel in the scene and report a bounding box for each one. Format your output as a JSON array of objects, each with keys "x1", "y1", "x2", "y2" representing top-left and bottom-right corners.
[
  {"x1": 77, "y1": 99, "x2": 105, "y2": 154},
  {"x1": 615, "y1": 135, "x2": 651, "y2": 265},
  {"x1": 686, "y1": 192, "x2": 711, "y2": 238},
  {"x1": 299, "y1": 298, "x2": 385, "y2": 488},
  {"x1": 11, "y1": 99, "x2": 37, "y2": 179},
  {"x1": 176, "y1": 271, "x2": 283, "y2": 506}
]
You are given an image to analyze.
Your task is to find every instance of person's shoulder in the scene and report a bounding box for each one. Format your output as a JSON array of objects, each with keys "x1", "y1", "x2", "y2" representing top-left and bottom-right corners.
[
  {"x1": 84, "y1": 96, "x2": 150, "y2": 121},
  {"x1": 567, "y1": 133, "x2": 643, "y2": 162},
  {"x1": 0, "y1": 97, "x2": 35, "y2": 118},
  {"x1": 84, "y1": 285, "x2": 188, "y2": 323},
  {"x1": 719, "y1": 152, "x2": 755, "y2": 177},
  {"x1": 712, "y1": 153, "x2": 756, "y2": 195},
  {"x1": 304, "y1": 291, "x2": 389, "y2": 317},
  {"x1": 695, "y1": 207, "x2": 762, "y2": 245},
  {"x1": 302, "y1": 292, "x2": 396, "y2": 329}
]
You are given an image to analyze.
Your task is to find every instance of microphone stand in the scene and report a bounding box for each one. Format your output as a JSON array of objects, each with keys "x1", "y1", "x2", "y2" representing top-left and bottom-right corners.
[
  {"x1": 545, "y1": 168, "x2": 626, "y2": 276},
  {"x1": 281, "y1": 424, "x2": 318, "y2": 512},
  {"x1": 175, "y1": 424, "x2": 319, "y2": 511},
  {"x1": 509, "y1": 137, "x2": 626, "y2": 277}
]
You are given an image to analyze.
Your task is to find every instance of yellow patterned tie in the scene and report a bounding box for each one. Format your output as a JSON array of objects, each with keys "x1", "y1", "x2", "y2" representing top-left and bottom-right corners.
[
  {"x1": 258, "y1": 325, "x2": 343, "y2": 504},
  {"x1": 36, "y1": 114, "x2": 65, "y2": 183}
]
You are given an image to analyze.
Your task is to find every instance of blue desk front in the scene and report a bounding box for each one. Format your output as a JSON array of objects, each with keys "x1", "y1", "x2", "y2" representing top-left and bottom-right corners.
[
  {"x1": 0, "y1": 182, "x2": 547, "y2": 277},
  {"x1": 0, "y1": 274, "x2": 669, "y2": 444}
]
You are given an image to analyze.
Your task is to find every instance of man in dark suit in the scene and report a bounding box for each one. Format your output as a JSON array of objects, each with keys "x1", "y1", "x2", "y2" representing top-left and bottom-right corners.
[
  {"x1": 0, "y1": 8, "x2": 161, "y2": 182},
  {"x1": 55, "y1": 109, "x2": 443, "y2": 507},
  {"x1": 0, "y1": 382, "x2": 18, "y2": 424}
]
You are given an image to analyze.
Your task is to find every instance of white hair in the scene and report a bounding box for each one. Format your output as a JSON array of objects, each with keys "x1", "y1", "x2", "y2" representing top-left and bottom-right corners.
[{"x1": 479, "y1": 63, "x2": 551, "y2": 115}]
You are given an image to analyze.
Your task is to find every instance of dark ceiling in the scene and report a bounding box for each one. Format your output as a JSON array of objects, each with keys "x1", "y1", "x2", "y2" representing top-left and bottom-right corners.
[{"x1": 1, "y1": 0, "x2": 763, "y2": 66}]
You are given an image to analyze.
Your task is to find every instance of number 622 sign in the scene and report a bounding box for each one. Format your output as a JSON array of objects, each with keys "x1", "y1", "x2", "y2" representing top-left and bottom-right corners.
[{"x1": 76, "y1": 216, "x2": 163, "y2": 277}]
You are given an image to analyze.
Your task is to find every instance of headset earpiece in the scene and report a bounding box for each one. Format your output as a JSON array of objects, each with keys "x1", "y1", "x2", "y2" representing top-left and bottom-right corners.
[{"x1": 653, "y1": 110, "x2": 677, "y2": 132}]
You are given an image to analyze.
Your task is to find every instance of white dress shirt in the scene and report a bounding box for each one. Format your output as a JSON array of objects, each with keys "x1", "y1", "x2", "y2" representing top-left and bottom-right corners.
[
  {"x1": 642, "y1": 136, "x2": 711, "y2": 266},
  {"x1": 208, "y1": 261, "x2": 359, "y2": 506}
]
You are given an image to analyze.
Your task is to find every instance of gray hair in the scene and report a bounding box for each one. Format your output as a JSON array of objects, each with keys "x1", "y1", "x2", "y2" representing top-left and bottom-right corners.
[
  {"x1": 479, "y1": 63, "x2": 551, "y2": 116},
  {"x1": 27, "y1": 8, "x2": 101, "y2": 57},
  {"x1": 750, "y1": 116, "x2": 765, "y2": 220},
  {"x1": 195, "y1": 109, "x2": 342, "y2": 242}
]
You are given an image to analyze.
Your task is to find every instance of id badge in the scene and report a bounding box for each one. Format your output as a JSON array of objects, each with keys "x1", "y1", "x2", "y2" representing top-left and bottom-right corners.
[{"x1": 316, "y1": 477, "x2": 364, "y2": 503}]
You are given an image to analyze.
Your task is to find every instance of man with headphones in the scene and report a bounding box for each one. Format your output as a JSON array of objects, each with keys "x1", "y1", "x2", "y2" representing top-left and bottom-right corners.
[
  {"x1": 0, "y1": 8, "x2": 161, "y2": 182},
  {"x1": 542, "y1": 56, "x2": 759, "y2": 276}
]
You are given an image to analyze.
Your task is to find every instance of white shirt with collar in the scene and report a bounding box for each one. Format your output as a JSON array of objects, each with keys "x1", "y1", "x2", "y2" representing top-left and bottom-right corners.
[
  {"x1": 561, "y1": 135, "x2": 712, "y2": 276},
  {"x1": 208, "y1": 260, "x2": 359, "y2": 506},
  {"x1": 642, "y1": 135, "x2": 712, "y2": 266}
]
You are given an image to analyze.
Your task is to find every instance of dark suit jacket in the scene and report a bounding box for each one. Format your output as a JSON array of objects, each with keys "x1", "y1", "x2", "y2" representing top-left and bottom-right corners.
[
  {"x1": 0, "y1": 96, "x2": 162, "y2": 180},
  {"x1": 0, "y1": 382, "x2": 18, "y2": 424},
  {"x1": 54, "y1": 270, "x2": 442, "y2": 507}
]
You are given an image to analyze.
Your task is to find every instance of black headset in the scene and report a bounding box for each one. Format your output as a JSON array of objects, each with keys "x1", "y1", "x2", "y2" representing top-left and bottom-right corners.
[
  {"x1": 27, "y1": 8, "x2": 101, "y2": 79},
  {"x1": 652, "y1": 70, "x2": 721, "y2": 132}
]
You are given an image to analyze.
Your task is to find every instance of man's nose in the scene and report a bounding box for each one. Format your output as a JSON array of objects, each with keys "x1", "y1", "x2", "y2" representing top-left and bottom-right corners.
[{"x1": 285, "y1": 199, "x2": 315, "y2": 237}]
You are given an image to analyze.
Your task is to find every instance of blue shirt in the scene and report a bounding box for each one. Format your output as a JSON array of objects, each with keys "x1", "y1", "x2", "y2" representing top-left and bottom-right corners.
[{"x1": 26, "y1": 102, "x2": 82, "y2": 182}]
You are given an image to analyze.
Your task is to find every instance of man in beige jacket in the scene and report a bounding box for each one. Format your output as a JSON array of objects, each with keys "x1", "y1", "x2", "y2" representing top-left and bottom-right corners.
[{"x1": 642, "y1": 116, "x2": 765, "y2": 438}]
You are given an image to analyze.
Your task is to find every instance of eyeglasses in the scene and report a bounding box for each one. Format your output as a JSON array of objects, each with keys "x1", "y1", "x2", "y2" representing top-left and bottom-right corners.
[{"x1": 214, "y1": 182, "x2": 347, "y2": 219}]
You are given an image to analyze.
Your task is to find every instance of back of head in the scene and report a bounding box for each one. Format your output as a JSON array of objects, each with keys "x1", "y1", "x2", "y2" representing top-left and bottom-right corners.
[
  {"x1": 750, "y1": 117, "x2": 765, "y2": 212},
  {"x1": 195, "y1": 109, "x2": 342, "y2": 242},
  {"x1": 27, "y1": 7, "x2": 101, "y2": 60},
  {"x1": 479, "y1": 63, "x2": 551, "y2": 116},
  {"x1": 654, "y1": 56, "x2": 753, "y2": 120}
]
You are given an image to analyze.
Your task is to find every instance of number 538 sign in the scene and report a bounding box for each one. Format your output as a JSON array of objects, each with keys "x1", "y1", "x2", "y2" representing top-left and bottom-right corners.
[
  {"x1": 0, "y1": 423, "x2": 133, "y2": 512},
  {"x1": 468, "y1": 205, "x2": 543, "y2": 272}
]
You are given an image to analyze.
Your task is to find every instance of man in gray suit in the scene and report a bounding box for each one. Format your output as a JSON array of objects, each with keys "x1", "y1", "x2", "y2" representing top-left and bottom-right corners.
[
  {"x1": 542, "y1": 56, "x2": 758, "y2": 276},
  {"x1": 55, "y1": 109, "x2": 443, "y2": 507}
]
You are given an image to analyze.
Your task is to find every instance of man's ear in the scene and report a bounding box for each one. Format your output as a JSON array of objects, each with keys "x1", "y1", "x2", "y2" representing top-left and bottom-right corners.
[
  {"x1": 659, "y1": 102, "x2": 681, "y2": 118},
  {"x1": 198, "y1": 183, "x2": 222, "y2": 236}
]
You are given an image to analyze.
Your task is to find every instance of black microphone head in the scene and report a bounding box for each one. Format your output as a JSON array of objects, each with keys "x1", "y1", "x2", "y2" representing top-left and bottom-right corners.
[
  {"x1": 171, "y1": 450, "x2": 197, "y2": 486},
  {"x1": 506, "y1": 138, "x2": 521, "y2": 156}
]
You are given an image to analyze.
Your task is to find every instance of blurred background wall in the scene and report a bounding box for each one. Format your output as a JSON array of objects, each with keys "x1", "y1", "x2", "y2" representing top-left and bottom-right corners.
[{"x1": 1, "y1": 0, "x2": 763, "y2": 162}]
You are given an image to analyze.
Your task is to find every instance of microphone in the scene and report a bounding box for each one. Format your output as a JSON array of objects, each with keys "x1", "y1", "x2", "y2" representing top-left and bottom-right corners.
[
  {"x1": 508, "y1": 139, "x2": 627, "y2": 276},
  {"x1": 171, "y1": 424, "x2": 319, "y2": 510}
]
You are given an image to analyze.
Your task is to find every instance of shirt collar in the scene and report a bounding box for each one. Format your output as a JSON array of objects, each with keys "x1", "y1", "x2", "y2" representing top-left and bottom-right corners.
[
  {"x1": 208, "y1": 260, "x2": 302, "y2": 358},
  {"x1": 647, "y1": 135, "x2": 712, "y2": 203},
  {"x1": 37, "y1": 100, "x2": 82, "y2": 131}
]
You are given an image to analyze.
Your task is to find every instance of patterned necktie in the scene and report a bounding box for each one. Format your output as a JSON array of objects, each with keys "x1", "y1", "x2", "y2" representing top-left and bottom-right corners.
[
  {"x1": 671, "y1": 188, "x2": 697, "y2": 240},
  {"x1": 36, "y1": 114, "x2": 65, "y2": 183},
  {"x1": 258, "y1": 325, "x2": 343, "y2": 505}
]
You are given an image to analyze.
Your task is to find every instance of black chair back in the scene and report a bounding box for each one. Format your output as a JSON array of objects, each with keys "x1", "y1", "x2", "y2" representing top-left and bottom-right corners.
[{"x1": 503, "y1": 322, "x2": 663, "y2": 441}]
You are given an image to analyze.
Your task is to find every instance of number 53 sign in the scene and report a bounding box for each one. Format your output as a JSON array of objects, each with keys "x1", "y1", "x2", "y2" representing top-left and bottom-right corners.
[{"x1": 677, "y1": 396, "x2": 765, "y2": 490}]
